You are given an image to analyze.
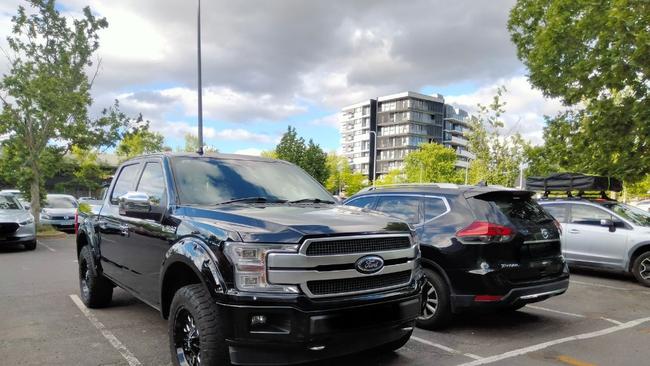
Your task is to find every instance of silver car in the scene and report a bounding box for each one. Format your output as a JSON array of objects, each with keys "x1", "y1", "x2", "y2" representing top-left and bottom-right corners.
[
  {"x1": 540, "y1": 199, "x2": 650, "y2": 287},
  {"x1": 41, "y1": 194, "x2": 78, "y2": 231},
  {"x1": 0, "y1": 193, "x2": 37, "y2": 250}
]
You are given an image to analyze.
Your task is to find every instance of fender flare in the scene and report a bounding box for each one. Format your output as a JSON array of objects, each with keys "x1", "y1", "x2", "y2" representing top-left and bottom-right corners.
[
  {"x1": 626, "y1": 241, "x2": 650, "y2": 271},
  {"x1": 159, "y1": 236, "x2": 227, "y2": 307}
]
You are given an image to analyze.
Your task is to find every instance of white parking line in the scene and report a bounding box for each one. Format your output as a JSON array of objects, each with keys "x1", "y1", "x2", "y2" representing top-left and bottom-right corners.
[
  {"x1": 40, "y1": 242, "x2": 56, "y2": 252},
  {"x1": 525, "y1": 305, "x2": 585, "y2": 318},
  {"x1": 571, "y1": 280, "x2": 650, "y2": 295},
  {"x1": 600, "y1": 317, "x2": 623, "y2": 325},
  {"x1": 410, "y1": 336, "x2": 482, "y2": 360},
  {"x1": 455, "y1": 316, "x2": 650, "y2": 366},
  {"x1": 69, "y1": 294, "x2": 142, "y2": 366}
]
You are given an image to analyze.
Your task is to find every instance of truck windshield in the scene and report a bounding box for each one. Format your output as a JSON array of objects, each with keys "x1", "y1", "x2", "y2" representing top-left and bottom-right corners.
[{"x1": 171, "y1": 157, "x2": 334, "y2": 205}]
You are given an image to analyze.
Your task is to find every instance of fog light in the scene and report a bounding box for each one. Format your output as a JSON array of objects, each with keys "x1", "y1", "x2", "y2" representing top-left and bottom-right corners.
[{"x1": 251, "y1": 315, "x2": 267, "y2": 326}]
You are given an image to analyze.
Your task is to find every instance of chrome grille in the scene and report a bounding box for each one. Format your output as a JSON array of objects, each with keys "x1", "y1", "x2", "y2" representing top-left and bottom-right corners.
[
  {"x1": 267, "y1": 234, "x2": 417, "y2": 298},
  {"x1": 307, "y1": 271, "x2": 412, "y2": 296},
  {"x1": 305, "y1": 236, "x2": 411, "y2": 256}
]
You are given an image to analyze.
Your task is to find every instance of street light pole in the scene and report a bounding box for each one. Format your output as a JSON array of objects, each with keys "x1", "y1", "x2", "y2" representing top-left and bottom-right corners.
[
  {"x1": 196, "y1": 0, "x2": 204, "y2": 155},
  {"x1": 369, "y1": 130, "x2": 377, "y2": 186}
]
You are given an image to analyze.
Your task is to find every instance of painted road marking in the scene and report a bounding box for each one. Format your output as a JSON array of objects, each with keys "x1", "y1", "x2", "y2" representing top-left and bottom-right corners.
[
  {"x1": 526, "y1": 305, "x2": 585, "y2": 318},
  {"x1": 456, "y1": 316, "x2": 650, "y2": 366},
  {"x1": 69, "y1": 294, "x2": 142, "y2": 366},
  {"x1": 571, "y1": 280, "x2": 650, "y2": 295},
  {"x1": 600, "y1": 317, "x2": 623, "y2": 325},
  {"x1": 556, "y1": 355, "x2": 597, "y2": 366},
  {"x1": 410, "y1": 336, "x2": 482, "y2": 360},
  {"x1": 40, "y1": 242, "x2": 56, "y2": 252}
]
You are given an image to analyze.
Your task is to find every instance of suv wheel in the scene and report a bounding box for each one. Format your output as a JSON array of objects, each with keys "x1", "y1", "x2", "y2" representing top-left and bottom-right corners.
[
  {"x1": 169, "y1": 284, "x2": 228, "y2": 366},
  {"x1": 24, "y1": 240, "x2": 37, "y2": 251},
  {"x1": 632, "y1": 252, "x2": 650, "y2": 287},
  {"x1": 416, "y1": 268, "x2": 451, "y2": 330},
  {"x1": 78, "y1": 246, "x2": 113, "y2": 307}
]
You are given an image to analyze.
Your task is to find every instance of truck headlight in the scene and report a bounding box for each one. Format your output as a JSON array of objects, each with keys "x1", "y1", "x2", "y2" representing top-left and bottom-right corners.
[{"x1": 224, "y1": 242, "x2": 299, "y2": 293}]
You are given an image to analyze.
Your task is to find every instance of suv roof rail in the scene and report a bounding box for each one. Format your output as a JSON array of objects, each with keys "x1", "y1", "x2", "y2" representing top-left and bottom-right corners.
[{"x1": 361, "y1": 183, "x2": 461, "y2": 192}]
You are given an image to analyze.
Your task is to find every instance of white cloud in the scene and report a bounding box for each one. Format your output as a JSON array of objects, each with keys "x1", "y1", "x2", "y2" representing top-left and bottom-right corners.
[
  {"x1": 308, "y1": 113, "x2": 339, "y2": 128},
  {"x1": 446, "y1": 77, "x2": 565, "y2": 145},
  {"x1": 233, "y1": 148, "x2": 263, "y2": 156}
]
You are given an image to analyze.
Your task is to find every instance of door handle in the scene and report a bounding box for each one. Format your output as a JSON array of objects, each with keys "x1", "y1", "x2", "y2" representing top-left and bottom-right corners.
[{"x1": 568, "y1": 229, "x2": 580, "y2": 234}]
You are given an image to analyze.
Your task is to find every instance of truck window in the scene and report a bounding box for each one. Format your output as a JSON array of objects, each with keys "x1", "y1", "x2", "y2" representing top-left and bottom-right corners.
[
  {"x1": 136, "y1": 162, "x2": 166, "y2": 207},
  {"x1": 111, "y1": 163, "x2": 141, "y2": 204}
]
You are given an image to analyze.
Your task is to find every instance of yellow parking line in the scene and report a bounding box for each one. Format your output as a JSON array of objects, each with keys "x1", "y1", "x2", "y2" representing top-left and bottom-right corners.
[{"x1": 556, "y1": 355, "x2": 596, "y2": 366}]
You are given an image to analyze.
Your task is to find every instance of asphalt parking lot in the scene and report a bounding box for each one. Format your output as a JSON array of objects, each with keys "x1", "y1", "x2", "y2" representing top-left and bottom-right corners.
[{"x1": 1, "y1": 236, "x2": 649, "y2": 366}]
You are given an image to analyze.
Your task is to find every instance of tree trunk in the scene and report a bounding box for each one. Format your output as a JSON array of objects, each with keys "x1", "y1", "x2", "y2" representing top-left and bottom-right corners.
[{"x1": 30, "y1": 167, "x2": 41, "y2": 227}]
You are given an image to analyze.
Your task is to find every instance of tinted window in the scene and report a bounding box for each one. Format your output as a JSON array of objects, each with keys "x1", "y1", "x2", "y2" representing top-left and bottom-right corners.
[
  {"x1": 137, "y1": 162, "x2": 166, "y2": 206},
  {"x1": 346, "y1": 196, "x2": 376, "y2": 209},
  {"x1": 475, "y1": 192, "x2": 553, "y2": 229},
  {"x1": 424, "y1": 197, "x2": 447, "y2": 221},
  {"x1": 375, "y1": 196, "x2": 421, "y2": 224},
  {"x1": 172, "y1": 158, "x2": 333, "y2": 205},
  {"x1": 570, "y1": 204, "x2": 611, "y2": 226},
  {"x1": 543, "y1": 204, "x2": 567, "y2": 223},
  {"x1": 0, "y1": 195, "x2": 21, "y2": 210},
  {"x1": 44, "y1": 196, "x2": 77, "y2": 208},
  {"x1": 111, "y1": 164, "x2": 141, "y2": 204}
]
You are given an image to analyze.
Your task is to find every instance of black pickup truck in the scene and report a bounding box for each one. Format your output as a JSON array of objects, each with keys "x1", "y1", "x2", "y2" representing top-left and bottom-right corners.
[{"x1": 76, "y1": 153, "x2": 423, "y2": 365}]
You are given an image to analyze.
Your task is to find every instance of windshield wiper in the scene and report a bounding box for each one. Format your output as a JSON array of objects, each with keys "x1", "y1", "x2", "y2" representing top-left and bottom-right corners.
[
  {"x1": 288, "y1": 198, "x2": 336, "y2": 204},
  {"x1": 217, "y1": 197, "x2": 287, "y2": 205}
]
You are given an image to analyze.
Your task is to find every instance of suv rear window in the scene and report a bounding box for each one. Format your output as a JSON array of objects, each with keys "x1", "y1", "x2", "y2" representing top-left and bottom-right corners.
[{"x1": 470, "y1": 191, "x2": 554, "y2": 230}]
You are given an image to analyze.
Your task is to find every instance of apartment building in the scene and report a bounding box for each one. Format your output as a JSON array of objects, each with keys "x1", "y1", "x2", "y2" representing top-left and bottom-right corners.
[{"x1": 340, "y1": 91, "x2": 473, "y2": 180}]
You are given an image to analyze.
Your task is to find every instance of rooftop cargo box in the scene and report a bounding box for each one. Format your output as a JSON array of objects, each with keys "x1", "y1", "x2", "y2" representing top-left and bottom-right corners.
[{"x1": 526, "y1": 173, "x2": 622, "y2": 193}]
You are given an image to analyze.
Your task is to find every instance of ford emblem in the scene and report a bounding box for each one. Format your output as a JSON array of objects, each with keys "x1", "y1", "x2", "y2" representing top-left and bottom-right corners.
[{"x1": 355, "y1": 255, "x2": 384, "y2": 274}]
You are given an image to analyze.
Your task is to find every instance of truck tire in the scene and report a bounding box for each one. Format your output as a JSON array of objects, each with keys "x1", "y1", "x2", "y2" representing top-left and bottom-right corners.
[
  {"x1": 375, "y1": 331, "x2": 412, "y2": 353},
  {"x1": 632, "y1": 252, "x2": 650, "y2": 287},
  {"x1": 78, "y1": 245, "x2": 113, "y2": 308},
  {"x1": 416, "y1": 268, "x2": 451, "y2": 330},
  {"x1": 24, "y1": 240, "x2": 37, "y2": 251},
  {"x1": 169, "y1": 284, "x2": 229, "y2": 366}
]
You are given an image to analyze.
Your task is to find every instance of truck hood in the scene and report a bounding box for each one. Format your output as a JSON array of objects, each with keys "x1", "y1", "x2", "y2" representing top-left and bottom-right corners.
[{"x1": 174, "y1": 204, "x2": 411, "y2": 244}]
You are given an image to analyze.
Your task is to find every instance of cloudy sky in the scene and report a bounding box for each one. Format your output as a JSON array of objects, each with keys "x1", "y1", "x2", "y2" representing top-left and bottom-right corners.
[{"x1": 0, "y1": 0, "x2": 563, "y2": 155}]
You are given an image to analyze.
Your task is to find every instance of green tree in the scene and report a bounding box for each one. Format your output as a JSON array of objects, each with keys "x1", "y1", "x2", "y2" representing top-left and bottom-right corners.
[
  {"x1": 403, "y1": 143, "x2": 462, "y2": 184},
  {"x1": 71, "y1": 146, "x2": 103, "y2": 197},
  {"x1": 260, "y1": 150, "x2": 278, "y2": 159},
  {"x1": 508, "y1": 0, "x2": 650, "y2": 183},
  {"x1": 324, "y1": 152, "x2": 367, "y2": 196},
  {"x1": 274, "y1": 126, "x2": 329, "y2": 185},
  {"x1": 180, "y1": 133, "x2": 218, "y2": 153},
  {"x1": 116, "y1": 123, "x2": 165, "y2": 160},
  {"x1": 466, "y1": 87, "x2": 529, "y2": 186},
  {"x1": 0, "y1": 0, "x2": 128, "y2": 224},
  {"x1": 376, "y1": 169, "x2": 406, "y2": 186}
]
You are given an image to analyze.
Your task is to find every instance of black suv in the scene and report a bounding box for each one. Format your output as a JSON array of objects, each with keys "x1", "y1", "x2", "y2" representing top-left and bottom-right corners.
[
  {"x1": 76, "y1": 153, "x2": 423, "y2": 365},
  {"x1": 344, "y1": 184, "x2": 569, "y2": 329}
]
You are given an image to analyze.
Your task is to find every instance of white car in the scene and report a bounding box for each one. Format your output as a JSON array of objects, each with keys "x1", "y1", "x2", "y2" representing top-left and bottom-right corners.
[
  {"x1": 0, "y1": 193, "x2": 36, "y2": 250},
  {"x1": 540, "y1": 198, "x2": 650, "y2": 287},
  {"x1": 40, "y1": 194, "x2": 78, "y2": 231}
]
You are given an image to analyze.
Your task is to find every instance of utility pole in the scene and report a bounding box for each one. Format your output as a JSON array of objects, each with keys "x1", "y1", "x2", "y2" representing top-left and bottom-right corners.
[{"x1": 196, "y1": 0, "x2": 204, "y2": 155}]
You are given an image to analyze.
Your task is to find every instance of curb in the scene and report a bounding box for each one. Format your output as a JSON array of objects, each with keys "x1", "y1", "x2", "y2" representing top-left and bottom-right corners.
[{"x1": 37, "y1": 231, "x2": 68, "y2": 239}]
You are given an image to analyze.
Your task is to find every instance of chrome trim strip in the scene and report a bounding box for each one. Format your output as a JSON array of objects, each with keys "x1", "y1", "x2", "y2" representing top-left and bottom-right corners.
[
  {"x1": 523, "y1": 239, "x2": 561, "y2": 244},
  {"x1": 268, "y1": 246, "x2": 417, "y2": 268},
  {"x1": 268, "y1": 260, "x2": 416, "y2": 284},
  {"x1": 518, "y1": 288, "x2": 566, "y2": 300}
]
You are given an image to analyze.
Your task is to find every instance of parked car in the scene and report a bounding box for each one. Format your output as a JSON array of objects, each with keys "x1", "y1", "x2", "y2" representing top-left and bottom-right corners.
[
  {"x1": 76, "y1": 153, "x2": 424, "y2": 365},
  {"x1": 0, "y1": 192, "x2": 36, "y2": 250},
  {"x1": 540, "y1": 198, "x2": 650, "y2": 287},
  {"x1": 41, "y1": 194, "x2": 78, "y2": 231},
  {"x1": 344, "y1": 184, "x2": 569, "y2": 329}
]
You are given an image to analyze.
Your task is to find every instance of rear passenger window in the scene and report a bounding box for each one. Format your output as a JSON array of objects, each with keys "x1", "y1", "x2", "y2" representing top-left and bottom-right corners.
[
  {"x1": 570, "y1": 204, "x2": 611, "y2": 226},
  {"x1": 346, "y1": 196, "x2": 376, "y2": 209},
  {"x1": 424, "y1": 197, "x2": 447, "y2": 221},
  {"x1": 110, "y1": 164, "x2": 141, "y2": 204},
  {"x1": 543, "y1": 204, "x2": 567, "y2": 223},
  {"x1": 375, "y1": 196, "x2": 421, "y2": 225}
]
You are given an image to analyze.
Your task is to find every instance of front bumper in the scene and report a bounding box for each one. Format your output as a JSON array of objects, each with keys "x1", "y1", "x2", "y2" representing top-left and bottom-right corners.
[
  {"x1": 220, "y1": 289, "x2": 422, "y2": 365},
  {"x1": 40, "y1": 218, "x2": 75, "y2": 230},
  {"x1": 0, "y1": 222, "x2": 36, "y2": 244}
]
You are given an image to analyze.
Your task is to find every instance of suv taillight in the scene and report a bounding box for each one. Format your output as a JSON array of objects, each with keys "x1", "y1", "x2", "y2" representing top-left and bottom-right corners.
[
  {"x1": 74, "y1": 209, "x2": 79, "y2": 235},
  {"x1": 456, "y1": 221, "x2": 515, "y2": 244}
]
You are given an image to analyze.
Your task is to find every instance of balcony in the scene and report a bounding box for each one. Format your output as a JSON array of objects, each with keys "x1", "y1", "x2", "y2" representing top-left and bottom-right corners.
[
  {"x1": 457, "y1": 149, "x2": 476, "y2": 160},
  {"x1": 455, "y1": 160, "x2": 469, "y2": 169},
  {"x1": 448, "y1": 135, "x2": 468, "y2": 147}
]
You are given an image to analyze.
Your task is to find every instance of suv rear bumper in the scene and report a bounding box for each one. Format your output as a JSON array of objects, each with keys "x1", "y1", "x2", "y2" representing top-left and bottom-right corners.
[
  {"x1": 220, "y1": 292, "x2": 421, "y2": 365},
  {"x1": 451, "y1": 276, "x2": 569, "y2": 311}
]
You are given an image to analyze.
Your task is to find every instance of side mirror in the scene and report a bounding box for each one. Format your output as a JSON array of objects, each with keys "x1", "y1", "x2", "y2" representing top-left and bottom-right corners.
[
  {"x1": 600, "y1": 218, "x2": 615, "y2": 232},
  {"x1": 118, "y1": 191, "x2": 153, "y2": 219}
]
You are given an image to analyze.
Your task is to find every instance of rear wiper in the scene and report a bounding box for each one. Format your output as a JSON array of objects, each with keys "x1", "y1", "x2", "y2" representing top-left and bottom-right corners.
[
  {"x1": 217, "y1": 197, "x2": 287, "y2": 205},
  {"x1": 288, "y1": 198, "x2": 336, "y2": 204}
]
